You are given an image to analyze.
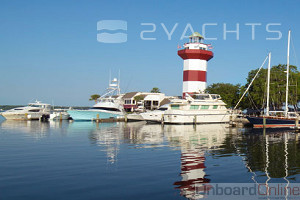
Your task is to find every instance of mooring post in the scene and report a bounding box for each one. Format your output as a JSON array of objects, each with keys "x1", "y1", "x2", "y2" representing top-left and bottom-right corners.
[
  {"x1": 161, "y1": 114, "x2": 164, "y2": 125},
  {"x1": 60, "y1": 113, "x2": 62, "y2": 121},
  {"x1": 295, "y1": 117, "x2": 299, "y2": 130},
  {"x1": 124, "y1": 114, "x2": 127, "y2": 123},
  {"x1": 263, "y1": 117, "x2": 266, "y2": 128},
  {"x1": 96, "y1": 114, "x2": 100, "y2": 123},
  {"x1": 229, "y1": 115, "x2": 233, "y2": 126},
  {"x1": 194, "y1": 115, "x2": 197, "y2": 125}
]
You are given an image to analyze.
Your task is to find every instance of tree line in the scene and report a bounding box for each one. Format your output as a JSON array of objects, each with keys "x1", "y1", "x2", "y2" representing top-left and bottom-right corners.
[{"x1": 206, "y1": 64, "x2": 300, "y2": 109}]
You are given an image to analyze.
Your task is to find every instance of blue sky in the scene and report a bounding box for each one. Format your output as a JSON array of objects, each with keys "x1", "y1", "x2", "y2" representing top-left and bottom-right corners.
[{"x1": 0, "y1": 0, "x2": 299, "y2": 106}]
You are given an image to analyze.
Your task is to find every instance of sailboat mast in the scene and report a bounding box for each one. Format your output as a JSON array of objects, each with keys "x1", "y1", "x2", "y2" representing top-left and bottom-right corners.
[
  {"x1": 285, "y1": 30, "x2": 291, "y2": 117},
  {"x1": 266, "y1": 52, "x2": 271, "y2": 116}
]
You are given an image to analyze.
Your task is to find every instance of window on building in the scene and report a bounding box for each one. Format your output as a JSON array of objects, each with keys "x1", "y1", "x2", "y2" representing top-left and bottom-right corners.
[
  {"x1": 213, "y1": 105, "x2": 218, "y2": 109},
  {"x1": 171, "y1": 104, "x2": 180, "y2": 110},
  {"x1": 201, "y1": 105, "x2": 209, "y2": 109},
  {"x1": 132, "y1": 100, "x2": 136, "y2": 104},
  {"x1": 125, "y1": 100, "x2": 131, "y2": 105},
  {"x1": 153, "y1": 101, "x2": 159, "y2": 106},
  {"x1": 190, "y1": 105, "x2": 199, "y2": 110}
]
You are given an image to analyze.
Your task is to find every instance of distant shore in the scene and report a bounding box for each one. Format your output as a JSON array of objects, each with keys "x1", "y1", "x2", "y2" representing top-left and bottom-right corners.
[{"x1": 0, "y1": 105, "x2": 90, "y2": 111}]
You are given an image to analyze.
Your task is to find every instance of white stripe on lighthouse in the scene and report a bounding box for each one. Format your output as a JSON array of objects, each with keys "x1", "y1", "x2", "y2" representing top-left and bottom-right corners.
[
  {"x1": 183, "y1": 59, "x2": 207, "y2": 71},
  {"x1": 183, "y1": 81, "x2": 207, "y2": 93}
]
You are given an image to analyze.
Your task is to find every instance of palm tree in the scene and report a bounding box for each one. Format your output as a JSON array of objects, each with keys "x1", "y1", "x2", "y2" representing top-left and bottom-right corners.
[
  {"x1": 89, "y1": 94, "x2": 100, "y2": 103},
  {"x1": 150, "y1": 87, "x2": 160, "y2": 93},
  {"x1": 134, "y1": 95, "x2": 145, "y2": 104}
]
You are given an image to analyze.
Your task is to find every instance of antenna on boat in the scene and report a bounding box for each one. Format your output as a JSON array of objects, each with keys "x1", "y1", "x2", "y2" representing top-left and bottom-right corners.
[
  {"x1": 266, "y1": 52, "x2": 271, "y2": 116},
  {"x1": 285, "y1": 30, "x2": 291, "y2": 117},
  {"x1": 109, "y1": 70, "x2": 111, "y2": 85},
  {"x1": 118, "y1": 69, "x2": 121, "y2": 95}
]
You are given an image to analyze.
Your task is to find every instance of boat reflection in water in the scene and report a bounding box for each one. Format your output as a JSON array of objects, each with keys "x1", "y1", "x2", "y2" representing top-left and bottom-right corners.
[
  {"x1": 87, "y1": 122, "x2": 123, "y2": 164},
  {"x1": 0, "y1": 120, "x2": 71, "y2": 139},
  {"x1": 122, "y1": 121, "x2": 165, "y2": 147},
  {"x1": 164, "y1": 124, "x2": 232, "y2": 200},
  {"x1": 236, "y1": 130, "x2": 299, "y2": 182},
  {"x1": 0, "y1": 120, "x2": 51, "y2": 139}
]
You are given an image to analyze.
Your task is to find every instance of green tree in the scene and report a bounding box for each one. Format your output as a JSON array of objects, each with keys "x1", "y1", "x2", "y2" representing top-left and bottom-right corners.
[
  {"x1": 205, "y1": 83, "x2": 241, "y2": 108},
  {"x1": 150, "y1": 87, "x2": 160, "y2": 93},
  {"x1": 244, "y1": 64, "x2": 299, "y2": 110},
  {"x1": 134, "y1": 95, "x2": 145, "y2": 104},
  {"x1": 89, "y1": 94, "x2": 100, "y2": 103}
]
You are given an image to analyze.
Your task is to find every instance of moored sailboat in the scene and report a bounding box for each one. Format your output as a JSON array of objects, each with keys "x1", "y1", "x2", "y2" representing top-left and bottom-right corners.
[{"x1": 246, "y1": 30, "x2": 299, "y2": 128}]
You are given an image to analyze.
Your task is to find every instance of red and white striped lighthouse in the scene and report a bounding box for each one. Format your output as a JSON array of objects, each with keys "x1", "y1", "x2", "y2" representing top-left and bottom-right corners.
[{"x1": 178, "y1": 32, "x2": 214, "y2": 98}]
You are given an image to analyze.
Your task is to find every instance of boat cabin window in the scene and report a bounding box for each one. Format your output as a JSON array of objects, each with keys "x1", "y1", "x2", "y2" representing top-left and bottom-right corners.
[
  {"x1": 201, "y1": 105, "x2": 209, "y2": 109},
  {"x1": 213, "y1": 105, "x2": 218, "y2": 109},
  {"x1": 30, "y1": 105, "x2": 40, "y2": 108},
  {"x1": 14, "y1": 108, "x2": 23, "y2": 110},
  {"x1": 190, "y1": 105, "x2": 199, "y2": 110},
  {"x1": 100, "y1": 99, "x2": 114, "y2": 103},
  {"x1": 28, "y1": 109, "x2": 40, "y2": 112},
  {"x1": 158, "y1": 107, "x2": 168, "y2": 111},
  {"x1": 92, "y1": 107, "x2": 120, "y2": 112},
  {"x1": 289, "y1": 113, "x2": 296, "y2": 117},
  {"x1": 194, "y1": 95, "x2": 210, "y2": 100},
  {"x1": 171, "y1": 104, "x2": 180, "y2": 110},
  {"x1": 211, "y1": 95, "x2": 221, "y2": 100}
]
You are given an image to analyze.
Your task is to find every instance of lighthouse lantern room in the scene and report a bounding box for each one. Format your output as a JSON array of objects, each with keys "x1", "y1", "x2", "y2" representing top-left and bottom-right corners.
[{"x1": 178, "y1": 32, "x2": 214, "y2": 98}]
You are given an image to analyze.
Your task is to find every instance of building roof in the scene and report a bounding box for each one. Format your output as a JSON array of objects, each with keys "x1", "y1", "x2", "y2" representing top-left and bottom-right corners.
[
  {"x1": 159, "y1": 98, "x2": 171, "y2": 106},
  {"x1": 189, "y1": 32, "x2": 204, "y2": 39},
  {"x1": 122, "y1": 92, "x2": 139, "y2": 99},
  {"x1": 144, "y1": 94, "x2": 160, "y2": 101}
]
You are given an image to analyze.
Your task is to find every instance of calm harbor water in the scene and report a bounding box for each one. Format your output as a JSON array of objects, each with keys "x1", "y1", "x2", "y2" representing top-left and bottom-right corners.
[{"x1": 0, "y1": 116, "x2": 299, "y2": 200}]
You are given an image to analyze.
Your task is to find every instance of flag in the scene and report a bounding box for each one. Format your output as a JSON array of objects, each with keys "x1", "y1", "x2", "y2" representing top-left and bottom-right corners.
[{"x1": 207, "y1": 44, "x2": 212, "y2": 47}]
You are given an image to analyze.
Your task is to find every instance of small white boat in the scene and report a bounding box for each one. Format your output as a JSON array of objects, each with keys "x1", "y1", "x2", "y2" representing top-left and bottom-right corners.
[
  {"x1": 140, "y1": 104, "x2": 169, "y2": 123},
  {"x1": 127, "y1": 113, "x2": 144, "y2": 121},
  {"x1": 1, "y1": 101, "x2": 51, "y2": 120},
  {"x1": 50, "y1": 109, "x2": 71, "y2": 120}
]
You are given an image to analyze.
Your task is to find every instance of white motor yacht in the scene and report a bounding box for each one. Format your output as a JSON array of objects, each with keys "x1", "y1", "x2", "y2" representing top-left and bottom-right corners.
[
  {"x1": 67, "y1": 78, "x2": 125, "y2": 121},
  {"x1": 1, "y1": 101, "x2": 51, "y2": 120},
  {"x1": 163, "y1": 94, "x2": 234, "y2": 124}
]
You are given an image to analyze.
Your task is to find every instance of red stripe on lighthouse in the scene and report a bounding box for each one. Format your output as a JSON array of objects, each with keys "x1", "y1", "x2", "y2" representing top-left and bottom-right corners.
[
  {"x1": 178, "y1": 49, "x2": 213, "y2": 61},
  {"x1": 183, "y1": 70, "x2": 206, "y2": 82}
]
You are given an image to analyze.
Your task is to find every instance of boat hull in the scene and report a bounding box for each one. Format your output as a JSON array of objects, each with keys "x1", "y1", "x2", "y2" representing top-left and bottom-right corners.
[
  {"x1": 140, "y1": 111, "x2": 163, "y2": 123},
  {"x1": 163, "y1": 113, "x2": 231, "y2": 124},
  {"x1": 67, "y1": 110, "x2": 123, "y2": 121},
  {"x1": 246, "y1": 116, "x2": 296, "y2": 128},
  {"x1": 49, "y1": 112, "x2": 70, "y2": 120},
  {"x1": 127, "y1": 113, "x2": 144, "y2": 122},
  {"x1": 1, "y1": 113, "x2": 45, "y2": 120}
]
